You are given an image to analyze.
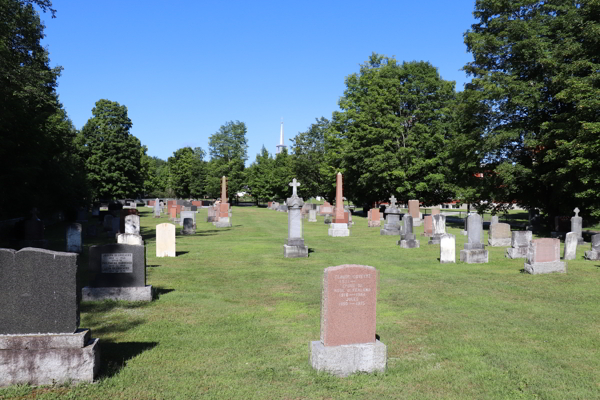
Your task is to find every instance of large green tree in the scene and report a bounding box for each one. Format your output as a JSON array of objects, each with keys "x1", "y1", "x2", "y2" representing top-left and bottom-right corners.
[
  {"x1": 291, "y1": 117, "x2": 333, "y2": 201},
  {"x1": 167, "y1": 147, "x2": 206, "y2": 198},
  {"x1": 206, "y1": 121, "x2": 248, "y2": 201},
  {"x1": 462, "y1": 0, "x2": 600, "y2": 220},
  {"x1": 327, "y1": 54, "x2": 458, "y2": 208},
  {"x1": 246, "y1": 146, "x2": 275, "y2": 203},
  {"x1": 0, "y1": 0, "x2": 88, "y2": 218},
  {"x1": 80, "y1": 99, "x2": 146, "y2": 199}
]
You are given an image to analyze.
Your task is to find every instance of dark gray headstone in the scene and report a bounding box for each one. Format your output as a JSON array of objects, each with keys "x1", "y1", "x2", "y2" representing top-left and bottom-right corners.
[
  {"x1": 88, "y1": 244, "x2": 145, "y2": 288},
  {"x1": 0, "y1": 248, "x2": 79, "y2": 335},
  {"x1": 181, "y1": 218, "x2": 196, "y2": 235}
]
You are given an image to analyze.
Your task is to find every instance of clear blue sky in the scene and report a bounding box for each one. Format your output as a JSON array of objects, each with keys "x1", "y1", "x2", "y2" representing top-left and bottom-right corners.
[{"x1": 41, "y1": 1, "x2": 478, "y2": 165}]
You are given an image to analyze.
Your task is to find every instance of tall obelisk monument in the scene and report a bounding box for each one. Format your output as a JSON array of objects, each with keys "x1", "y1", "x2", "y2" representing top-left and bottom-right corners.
[{"x1": 276, "y1": 118, "x2": 287, "y2": 155}]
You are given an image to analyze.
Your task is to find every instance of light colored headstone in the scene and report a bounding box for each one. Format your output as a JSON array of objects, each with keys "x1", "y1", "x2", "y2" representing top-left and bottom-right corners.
[
  {"x1": 117, "y1": 233, "x2": 143, "y2": 246},
  {"x1": 308, "y1": 209, "x2": 317, "y2": 222},
  {"x1": 584, "y1": 234, "x2": 600, "y2": 260},
  {"x1": 488, "y1": 222, "x2": 511, "y2": 246},
  {"x1": 524, "y1": 238, "x2": 566, "y2": 274},
  {"x1": 125, "y1": 215, "x2": 140, "y2": 235},
  {"x1": 563, "y1": 232, "x2": 578, "y2": 260},
  {"x1": 460, "y1": 213, "x2": 488, "y2": 263},
  {"x1": 571, "y1": 207, "x2": 584, "y2": 245},
  {"x1": 440, "y1": 234, "x2": 455, "y2": 263},
  {"x1": 66, "y1": 223, "x2": 82, "y2": 253},
  {"x1": 506, "y1": 231, "x2": 532, "y2": 258},
  {"x1": 490, "y1": 215, "x2": 499, "y2": 224},
  {"x1": 156, "y1": 223, "x2": 176, "y2": 257}
]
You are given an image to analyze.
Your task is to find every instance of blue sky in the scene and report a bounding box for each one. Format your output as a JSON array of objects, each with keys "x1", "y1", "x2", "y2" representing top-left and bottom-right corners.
[{"x1": 41, "y1": 1, "x2": 479, "y2": 164}]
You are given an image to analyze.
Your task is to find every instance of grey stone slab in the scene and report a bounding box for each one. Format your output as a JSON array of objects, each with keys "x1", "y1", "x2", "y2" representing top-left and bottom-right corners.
[
  {"x1": 310, "y1": 340, "x2": 386, "y2": 377},
  {"x1": 489, "y1": 238, "x2": 512, "y2": 247},
  {"x1": 0, "y1": 248, "x2": 79, "y2": 335},
  {"x1": 88, "y1": 244, "x2": 145, "y2": 288},
  {"x1": 0, "y1": 336, "x2": 99, "y2": 386},
  {"x1": 328, "y1": 223, "x2": 350, "y2": 237},
  {"x1": 0, "y1": 329, "x2": 90, "y2": 350},
  {"x1": 398, "y1": 239, "x2": 420, "y2": 248},
  {"x1": 308, "y1": 209, "x2": 317, "y2": 222},
  {"x1": 283, "y1": 245, "x2": 309, "y2": 258},
  {"x1": 180, "y1": 211, "x2": 196, "y2": 227},
  {"x1": 511, "y1": 231, "x2": 532, "y2": 248},
  {"x1": 117, "y1": 233, "x2": 144, "y2": 246},
  {"x1": 524, "y1": 261, "x2": 566, "y2": 274},
  {"x1": 563, "y1": 232, "x2": 578, "y2": 260},
  {"x1": 125, "y1": 215, "x2": 140, "y2": 235},
  {"x1": 506, "y1": 247, "x2": 528, "y2": 259},
  {"x1": 181, "y1": 218, "x2": 196, "y2": 235},
  {"x1": 82, "y1": 286, "x2": 152, "y2": 302},
  {"x1": 584, "y1": 250, "x2": 600, "y2": 260},
  {"x1": 459, "y1": 249, "x2": 489, "y2": 263}
]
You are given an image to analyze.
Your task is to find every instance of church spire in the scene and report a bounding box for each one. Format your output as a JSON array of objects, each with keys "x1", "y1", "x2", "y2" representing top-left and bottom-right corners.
[{"x1": 276, "y1": 118, "x2": 287, "y2": 154}]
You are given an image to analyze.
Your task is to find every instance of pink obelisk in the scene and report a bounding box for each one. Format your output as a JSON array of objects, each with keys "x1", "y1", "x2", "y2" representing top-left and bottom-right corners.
[
  {"x1": 334, "y1": 172, "x2": 345, "y2": 223},
  {"x1": 221, "y1": 176, "x2": 227, "y2": 204}
]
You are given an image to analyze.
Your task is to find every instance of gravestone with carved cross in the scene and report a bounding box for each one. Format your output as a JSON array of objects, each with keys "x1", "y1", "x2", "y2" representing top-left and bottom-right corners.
[
  {"x1": 380, "y1": 195, "x2": 402, "y2": 236},
  {"x1": 571, "y1": 207, "x2": 584, "y2": 245},
  {"x1": 284, "y1": 178, "x2": 308, "y2": 257}
]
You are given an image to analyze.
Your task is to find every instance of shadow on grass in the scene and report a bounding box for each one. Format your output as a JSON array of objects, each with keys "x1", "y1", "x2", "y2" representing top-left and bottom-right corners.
[
  {"x1": 176, "y1": 251, "x2": 189, "y2": 257},
  {"x1": 308, "y1": 248, "x2": 315, "y2": 254},
  {"x1": 147, "y1": 264, "x2": 160, "y2": 268},
  {"x1": 152, "y1": 287, "x2": 174, "y2": 300},
  {"x1": 82, "y1": 301, "x2": 149, "y2": 335},
  {"x1": 98, "y1": 340, "x2": 158, "y2": 380}
]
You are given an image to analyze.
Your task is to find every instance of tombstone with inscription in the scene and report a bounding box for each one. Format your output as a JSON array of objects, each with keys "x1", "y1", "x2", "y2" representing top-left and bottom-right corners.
[
  {"x1": 310, "y1": 264, "x2": 386, "y2": 377},
  {"x1": 308, "y1": 209, "x2": 317, "y2": 222},
  {"x1": 440, "y1": 233, "x2": 456, "y2": 263},
  {"x1": 490, "y1": 215, "x2": 499, "y2": 225},
  {"x1": 181, "y1": 218, "x2": 196, "y2": 235},
  {"x1": 398, "y1": 215, "x2": 419, "y2": 248},
  {"x1": 524, "y1": 238, "x2": 566, "y2": 274},
  {"x1": 66, "y1": 223, "x2": 83, "y2": 253},
  {"x1": 459, "y1": 213, "x2": 489, "y2": 263},
  {"x1": 563, "y1": 232, "x2": 578, "y2": 260},
  {"x1": 571, "y1": 207, "x2": 585, "y2": 245},
  {"x1": 505, "y1": 231, "x2": 532, "y2": 259},
  {"x1": 380, "y1": 196, "x2": 402, "y2": 235},
  {"x1": 156, "y1": 223, "x2": 176, "y2": 257},
  {"x1": 488, "y1": 222, "x2": 511, "y2": 247},
  {"x1": 0, "y1": 248, "x2": 99, "y2": 386},
  {"x1": 584, "y1": 234, "x2": 600, "y2": 260},
  {"x1": 368, "y1": 208, "x2": 381, "y2": 227},
  {"x1": 428, "y1": 214, "x2": 446, "y2": 245},
  {"x1": 82, "y1": 243, "x2": 152, "y2": 301},
  {"x1": 180, "y1": 210, "x2": 196, "y2": 227},
  {"x1": 408, "y1": 199, "x2": 422, "y2": 226},
  {"x1": 283, "y1": 179, "x2": 309, "y2": 257}
]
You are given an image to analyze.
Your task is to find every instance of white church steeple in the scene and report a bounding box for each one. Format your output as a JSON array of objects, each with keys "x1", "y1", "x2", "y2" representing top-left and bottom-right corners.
[{"x1": 276, "y1": 118, "x2": 287, "y2": 155}]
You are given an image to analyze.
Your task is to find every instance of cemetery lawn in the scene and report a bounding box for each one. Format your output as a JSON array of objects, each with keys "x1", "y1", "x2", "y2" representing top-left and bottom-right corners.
[{"x1": 2, "y1": 207, "x2": 599, "y2": 400}]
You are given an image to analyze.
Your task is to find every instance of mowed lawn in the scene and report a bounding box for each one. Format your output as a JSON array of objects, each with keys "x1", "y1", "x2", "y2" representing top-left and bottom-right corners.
[{"x1": 1, "y1": 206, "x2": 599, "y2": 399}]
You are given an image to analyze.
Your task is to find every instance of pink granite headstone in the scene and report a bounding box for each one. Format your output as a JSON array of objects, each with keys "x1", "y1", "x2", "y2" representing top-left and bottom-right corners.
[
  {"x1": 333, "y1": 173, "x2": 345, "y2": 223},
  {"x1": 371, "y1": 209, "x2": 380, "y2": 221},
  {"x1": 423, "y1": 215, "x2": 433, "y2": 236},
  {"x1": 169, "y1": 206, "x2": 177, "y2": 219},
  {"x1": 408, "y1": 200, "x2": 420, "y2": 219},
  {"x1": 321, "y1": 265, "x2": 377, "y2": 346},
  {"x1": 528, "y1": 238, "x2": 560, "y2": 263}
]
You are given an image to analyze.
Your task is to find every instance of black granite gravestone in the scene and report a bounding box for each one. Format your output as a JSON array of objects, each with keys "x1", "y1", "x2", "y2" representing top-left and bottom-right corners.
[
  {"x1": 88, "y1": 244, "x2": 145, "y2": 288},
  {"x1": 0, "y1": 248, "x2": 79, "y2": 335}
]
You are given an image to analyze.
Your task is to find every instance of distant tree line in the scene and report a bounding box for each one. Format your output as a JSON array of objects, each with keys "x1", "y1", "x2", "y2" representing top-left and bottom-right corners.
[{"x1": 2, "y1": 0, "x2": 598, "y2": 226}]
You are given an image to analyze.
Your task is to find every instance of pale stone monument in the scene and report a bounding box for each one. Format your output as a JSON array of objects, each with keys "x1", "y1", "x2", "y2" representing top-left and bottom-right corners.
[
  {"x1": 398, "y1": 215, "x2": 419, "y2": 248},
  {"x1": 156, "y1": 223, "x2": 176, "y2": 257},
  {"x1": 66, "y1": 223, "x2": 83, "y2": 253},
  {"x1": 563, "y1": 232, "x2": 578, "y2": 260},
  {"x1": 460, "y1": 214, "x2": 489, "y2": 263},
  {"x1": 153, "y1": 198, "x2": 161, "y2": 218},
  {"x1": 584, "y1": 234, "x2": 600, "y2": 260},
  {"x1": 505, "y1": 231, "x2": 532, "y2": 259},
  {"x1": 428, "y1": 214, "x2": 446, "y2": 244},
  {"x1": 117, "y1": 233, "x2": 144, "y2": 246},
  {"x1": 310, "y1": 265, "x2": 386, "y2": 377},
  {"x1": 283, "y1": 179, "x2": 309, "y2": 257},
  {"x1": 308, "y1": 209, "x2": 317, "y2": 222},
  {"x1": 440, "y1": 234, "x2": 456, "y2": 263},
  {"x1": 488, "y1": 222, "x2": 511, "y2": 246},
  {"x1": 524, "y1": 238, "x2": 566, "y2": 274},
  {"x1": 328, "y1": 172, "x2": 350, "y2": 237},
  {"x1": 214, "y1": 176, "x2": 232, "y2": 228},
  {"x1": 571, "y1": 207, "x2": 584, "y2": 245},
  {"x1": 380, "y1": 196, "x2": 402, "y2": 235},
  {"x1": 408, "y1": 200, "x2": 422, "y2": 226}
]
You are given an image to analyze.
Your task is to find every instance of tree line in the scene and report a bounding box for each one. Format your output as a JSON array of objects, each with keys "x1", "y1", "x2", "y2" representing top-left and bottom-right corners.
[{"x1": 2, "y1": 0, "x2": 598, "y2": 226}]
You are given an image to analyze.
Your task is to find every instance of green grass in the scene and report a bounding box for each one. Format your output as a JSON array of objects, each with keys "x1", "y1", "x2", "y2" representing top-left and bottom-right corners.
[{"x1": 1, "y1": 207, "x2": 599, "y2": 399}]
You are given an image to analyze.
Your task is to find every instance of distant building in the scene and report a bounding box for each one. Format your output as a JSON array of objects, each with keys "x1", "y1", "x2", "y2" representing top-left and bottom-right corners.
[{"x1": 276, "y1": 119, "x2": 287, "y2": 154}]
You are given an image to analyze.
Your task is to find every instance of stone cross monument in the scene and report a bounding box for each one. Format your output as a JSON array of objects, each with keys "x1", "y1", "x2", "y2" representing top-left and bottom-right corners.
[{"x1": 284, "y1": 178, "x2": 308, "y2": 258}]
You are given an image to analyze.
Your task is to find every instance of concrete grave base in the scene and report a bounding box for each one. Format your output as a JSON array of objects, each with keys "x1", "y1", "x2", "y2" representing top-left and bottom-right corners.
[
  {"x1": 310, "y1": 340, "x2": 386, "y2": 377},
  {"x1": 506, "y1": 247, "x2": 528, "y2": 259},
  {"x1": 82, "y1": 285, "x2": 152, "y2": 302},
  {"x1": 398, "y1": 239, "x2": 420, "y2": 248},
  {"x1": 460, "y1": 249, "x2": 489, "y2": 263},
  {"x1": 428, "y1": 235, "x2": 443, "y2": 245},
  {"x1": 368, "y1": 221, "x2": 381, "y2": 227},
  {"x1": 0, "y1": 330, "x2": 99, "y2": 387},
  {"x1": 412, "y1": 219, "x2": 422, "y2": 227},
  {"x1": 328, "y1": 223, "x2": 350, "y2": 237},
  {"x1": 524, "y1": 261, "x2": 566, "y2": 274},
  {"x1": 213, "y1": 219, "x2": 232, "y2": 228},
  {"x1": 283, "y1": 244, "x2": 309, "y2": 258},
  {"x1": 488, "y1": 238, "x2": 511, "y2": 247},
  {"x1": 380, "y1": 227, "x2": 401, "y2": 235},
  {"x1": 584, "y1": 250, "x2": 600, "y2": 260}
]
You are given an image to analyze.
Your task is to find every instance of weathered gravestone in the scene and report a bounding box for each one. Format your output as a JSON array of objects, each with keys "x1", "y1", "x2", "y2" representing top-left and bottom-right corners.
[
  {"x1": 117, "y1": 233, "x2": 144, "y2": 246},
  {"x1": 584, "y1": 234, "x2": 600, "y2": 260},
  {"x1": 120, "y1": 209, "x2": 139, "y2": 233},
  {"x1": 488, "y1": 222, "x2": 511, "y2": 246},
  {"x1": 368, "y1": 208, "x2": 381, "y2": 227},
  {"x1": 328, "y1": 172, "x2": 350, "y2": 237},
  {"x1": 310, "y1": 265, "x2": 386, "y2": 377},
  {"x1": 408, "y1": 199, "x2": 422, "y2": 226},
  {"x1": 0, "y1": 248, "x2": 99, "y2": 386},
  {"x1": 181, "y1": 218, "x2": 196, "y2": 235},
  {"x1": 398, "y1": 215, "x2": 419, "y2": 248},
  {"x1": 283, "y1": 179, "x2": 308, "y2": 258},
  {"x1": 180, "y1": 210, "x2": 196, "y2": 227},
  {"x1": 206, "y1": 206, "x2": 216, "y2": 222},
  {"x1": 440, "y1": 234, "x2": 456, "y2": 263},
  {"x1": 380, "y1": 196, "x2": 402, "y2": 236},
  {"x1": 125, "y1": 214, "x2": 140, "y2": 235},
  {"x1": 153, "y1": 198, "x2": 161, "y2": 218},
  {"x1": 563, "y1": 232, "x2": 578, "y2": 260},
  {"x1": 490, "y1": 215, "x2": 499, "y2": 225},
  {"x1": 428, "y1": 214, "x2": 446, "y2": 245},
  {"x1": 83, "y1": 243, "x2": 152, "y2": 301},
  {"x1": 320, "y1": 201, "x2": 333, "y2": 216},
  {"x1": 156, "y1": 223, "x2": 176, "y2": 257},
  {"x1": 66, "y1": 223, "x2": 83, "y2": 253},
  {"x1": 308, "y1": 209, "x2": 317, "y2": 222},
  {"x1": 524, "y1": 238, "x2": 566, "y2": 274},
  {"x1": 460, "y1": 214, "x2": 489, "y2": 263},
  {"x1": 505, "y1": 231, "x2": 532, "y2": 259},
  {"x1": 214, "y1": 176, "x2": 232, "y2": 228},
  {"x1": 571, "y1": 208, "x2": 585, "y2": 245},
  {"x1": 422, "y1": 215, "x2": 433, "y2": 236}
]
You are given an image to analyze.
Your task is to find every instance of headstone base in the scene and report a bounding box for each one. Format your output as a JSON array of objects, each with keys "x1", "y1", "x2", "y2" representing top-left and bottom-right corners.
[
  {"x1": 206, "y1": 216, "x2": 216, "y2": 222},
  {"x1": 82, "y1": 285, "x2": 153, "y2": 302},
  {"x1": 398, "y1": 239, "x2": 420, "y2": 248},
  {"x1": 459, "y1": 249, "x2": 489, "y2": 263},
  {"x1": 380, "y1": 227, "x2": 401, "y2": 235},
  {"x1": 584, "y1": 250, "x2": 600, "y2": 260},
  {"x1": 214, "y1": 218, "x2": 232, "y2": 228},
  {"x1": 308, "y1": 216, "x2": 317, "y2": 222},
  {"x1": 0, "y1": 330, "x2": 99, "y2": 387},
  {"x1": 310, "y1": 340, "x2": 386, "y2": 377},
  {"x1": 524, "y1": 261, "x2": 566, "y2": 275},
  {"x1": 283, "y1": 244, "x2": 308, "y2": 258},
  {"x1": 328, "y1": 223, "x2": 350, "y2": 237},
  {"x1": 181, "y1": 228, "x2": 196, "y2": 235},
  {"x1": 412, "y1": 219, "x2": 423, "y2": 227},
  {"x1": 428, "y1": 234, "x2": 443, "y2": 245},
  {"x1": 117, "y1": 233, "x2": 144, "y2": 245},
  {"x1": 368, "y1": 221, "x2": 381, "y2": 227},
  {"x1": 488, "y1": 238, "x2": 511, "y2": 247},
  {"x1": 506, "y1": 247, "x2": 528, "y2": 259}
]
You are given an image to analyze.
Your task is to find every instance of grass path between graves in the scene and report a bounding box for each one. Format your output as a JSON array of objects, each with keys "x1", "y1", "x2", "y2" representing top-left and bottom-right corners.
[{"x1": 1, "y1": 207, "x2": 599, "y2": 399}]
